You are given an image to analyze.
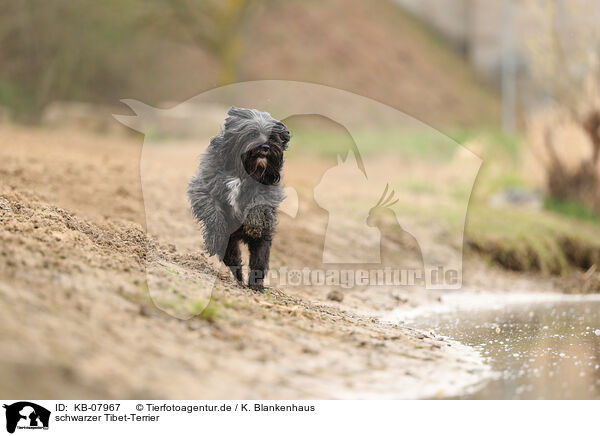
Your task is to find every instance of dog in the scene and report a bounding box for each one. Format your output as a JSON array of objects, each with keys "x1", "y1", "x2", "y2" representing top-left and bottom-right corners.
[{"x1": 188, "y1": 107, "x2": 291, "y2": 290}]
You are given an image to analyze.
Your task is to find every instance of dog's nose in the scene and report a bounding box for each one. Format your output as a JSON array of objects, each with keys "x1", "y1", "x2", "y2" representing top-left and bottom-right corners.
[{"x1": 259, "y1": 144, "x2": 270, "y2": 153}]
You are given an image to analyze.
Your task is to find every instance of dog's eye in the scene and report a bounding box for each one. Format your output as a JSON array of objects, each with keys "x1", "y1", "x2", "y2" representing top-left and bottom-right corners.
[{"x1": 248, "y1": 131, "x2": 259, "y2": 139}]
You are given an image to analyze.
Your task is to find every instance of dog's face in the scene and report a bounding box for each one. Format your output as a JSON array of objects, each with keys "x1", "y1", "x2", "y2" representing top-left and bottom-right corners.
[{"x1": 223, "y1": 107, "x2": 290, "y2": 185}]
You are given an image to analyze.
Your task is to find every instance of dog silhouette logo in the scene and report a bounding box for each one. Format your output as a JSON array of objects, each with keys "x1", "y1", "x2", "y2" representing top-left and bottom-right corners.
[{"x1": 3, "y1": 402, "x2": 50, "y2": 434}]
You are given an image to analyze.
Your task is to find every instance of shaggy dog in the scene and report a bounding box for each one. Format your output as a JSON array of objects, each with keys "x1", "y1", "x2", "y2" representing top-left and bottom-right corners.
[{"x1": 188, "y1": 107, "x2": 290, "y2": 290}]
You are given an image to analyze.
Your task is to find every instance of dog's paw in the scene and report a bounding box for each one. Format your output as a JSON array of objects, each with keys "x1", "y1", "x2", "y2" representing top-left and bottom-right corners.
[
  {"x1": 247, "y1": 283, "x2": 265, "y2": 292},
  {"x1": 228, "y1": 266, "x2": 244, "y2": 283}
]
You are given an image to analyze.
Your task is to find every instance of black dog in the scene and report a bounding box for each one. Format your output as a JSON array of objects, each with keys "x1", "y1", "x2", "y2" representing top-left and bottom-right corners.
[{"x1": 188, "y1": 107, "x2": 290, "y2": 290}]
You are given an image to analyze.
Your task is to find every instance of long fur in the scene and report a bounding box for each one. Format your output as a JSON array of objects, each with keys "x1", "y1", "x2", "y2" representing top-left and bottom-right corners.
[{"x1": 188, "y1": 107, "x2": 290, "y2": 289}]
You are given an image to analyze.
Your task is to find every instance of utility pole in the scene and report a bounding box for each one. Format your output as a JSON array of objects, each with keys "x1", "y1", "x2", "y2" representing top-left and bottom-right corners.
[{"x1": 501, "y1": 0, "x2": 516, "y2": 132}]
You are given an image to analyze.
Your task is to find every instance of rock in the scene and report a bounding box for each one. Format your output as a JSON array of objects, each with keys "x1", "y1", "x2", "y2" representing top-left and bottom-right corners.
[
  {"x1": 327, "y1": 289, "x2": 344, "y2": 302},
  {"x1": 139, "y1": 304, "x2": 154, "y2": 317},
  {"x1": 488, "y1": 187, "x2": 543, "y2": 210}
]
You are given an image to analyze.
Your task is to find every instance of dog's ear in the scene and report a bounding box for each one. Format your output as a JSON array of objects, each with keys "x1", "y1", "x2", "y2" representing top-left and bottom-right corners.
[
  {"x1": 276, "y1": 122, "x2": 291, "y2": 150},
  {"x1": 225, "y1": 107, "x2": 254, "y2": 134}
]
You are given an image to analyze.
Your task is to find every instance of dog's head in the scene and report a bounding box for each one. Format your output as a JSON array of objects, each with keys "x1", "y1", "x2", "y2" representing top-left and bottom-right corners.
[{"x1": 222, "y1": 107, "x2": 290, "y2": 185}]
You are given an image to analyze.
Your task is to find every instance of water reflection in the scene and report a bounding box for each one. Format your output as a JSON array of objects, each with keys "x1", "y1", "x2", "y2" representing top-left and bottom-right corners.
[{"x1": 409, "y1": 300, "x2": 600, "y2": 399}]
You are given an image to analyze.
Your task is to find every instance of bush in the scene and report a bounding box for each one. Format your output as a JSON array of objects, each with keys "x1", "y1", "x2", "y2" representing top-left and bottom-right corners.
[{"x1": 526, "y1": 107, "x2": 600, "y2": 214}]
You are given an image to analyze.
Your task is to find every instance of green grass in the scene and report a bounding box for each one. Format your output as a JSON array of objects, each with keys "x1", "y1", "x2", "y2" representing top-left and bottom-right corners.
[
  {"x1": 0, "y1": 79, "x2": 35, "y2": 121},
  {"x1": 448, "y1": 128, "x2": 522, "y2": 161},
  {"x1": 544, "y1": 197, "x2": 600, "y2": 224},
  {"x1": 286, "y1": 125, "x2": 462, "y2": 161},
  {"x1": 466, "y1": 205, "x2": 600, "y2": 275},
  {"x1": 155, "y1": 295, "x2": 221, "y2": 322},
  {"x1": 286, "y1": 123, "x2": 522, "y2": 164},
  {"x1": 192, "y1": 301, "x2": 221, "y2": 323},
  {"x1": 460, "y1": 129, "x2": 600, "y2": 276}
]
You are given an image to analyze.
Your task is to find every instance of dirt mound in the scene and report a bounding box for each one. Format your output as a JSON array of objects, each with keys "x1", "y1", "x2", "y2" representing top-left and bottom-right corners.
[
  {"x1": 130, "y1": 0, "x2": 499, "y2": 128},
  {"x1": 0, "y1": 184, "x2": 487, "y2": 399},
  {"x1": 0, "y1": 189, "x2": 147, "y2": 276},
  {"x1": 244, "y1": 0, "x2": 499, "y2": 127}
]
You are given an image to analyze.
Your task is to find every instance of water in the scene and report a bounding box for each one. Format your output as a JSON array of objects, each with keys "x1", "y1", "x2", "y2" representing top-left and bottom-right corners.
[{"x1": 408, "y1": 298, "x2": 600, "y2": 399}]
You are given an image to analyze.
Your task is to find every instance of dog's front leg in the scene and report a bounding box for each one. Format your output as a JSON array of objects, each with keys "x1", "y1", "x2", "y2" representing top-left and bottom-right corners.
[
  {"x1": 248, "y1": 236, "x2": 272, "y2": 291},
  {"x1": 223, "y1": 235, "x2": 243, "y2": 283}
]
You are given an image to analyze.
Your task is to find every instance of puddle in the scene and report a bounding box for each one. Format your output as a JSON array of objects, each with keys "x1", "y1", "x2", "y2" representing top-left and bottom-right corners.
[{"x1": 396, "y1": 295, "x2": 600, "y2": 399}]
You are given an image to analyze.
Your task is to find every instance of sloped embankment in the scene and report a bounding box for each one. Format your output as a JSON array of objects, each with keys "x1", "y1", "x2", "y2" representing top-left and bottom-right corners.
[{"x1": 0, "y1": 125, "x2": 489, "y2": 398}]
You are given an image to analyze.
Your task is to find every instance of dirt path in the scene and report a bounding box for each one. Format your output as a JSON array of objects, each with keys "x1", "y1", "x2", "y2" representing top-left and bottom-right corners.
[{"x1": 0, "y1": 125, "x2": 551, "y2": 398}]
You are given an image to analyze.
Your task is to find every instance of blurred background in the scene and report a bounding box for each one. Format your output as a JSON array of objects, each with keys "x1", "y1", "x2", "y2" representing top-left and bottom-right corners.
[
  {"x1": 0, "y1": 0, "x2": 499, "y2": 126},
  {"x1": 0, "y1": 0, "x2": 598, "y2": 125}
]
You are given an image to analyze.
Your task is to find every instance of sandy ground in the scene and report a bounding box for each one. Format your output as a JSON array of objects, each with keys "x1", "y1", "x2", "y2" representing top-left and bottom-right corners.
[{"x1": 0, "y1": 125, "x2": 553, "y2": 399}]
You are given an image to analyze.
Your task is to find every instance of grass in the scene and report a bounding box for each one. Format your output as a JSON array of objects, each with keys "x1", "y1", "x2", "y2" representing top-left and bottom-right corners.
[
  {"x1": 464, "y1": 131, "x2": 600, "y2": 276},
  {"x1": 466, "y1": 205, "x2": 600, "y2": 274},
  {"x1": 190, "y1": 300, "x2": 221, "y2": 323},
  {"x1": 451, "y1": 128, "x2": 522, "y2": 161},
  {"x1": 286, "y1": 124, "x2": 461, "y2": 161},
  {"x1": 156, "y1": 295, "x2": 222, "y2": 322},
  {"x1": 544, "y1": 197, "x2": 600, "y2": 224},
  {"x1": 459, "y1": 127, "x2": 600, "y2": 276},
  {"x1": 0, "y1": 79, "x2": 36, "y2": 121},
  {"x1": 286, "y1": 121, "x2": 522, "y2": 163}
]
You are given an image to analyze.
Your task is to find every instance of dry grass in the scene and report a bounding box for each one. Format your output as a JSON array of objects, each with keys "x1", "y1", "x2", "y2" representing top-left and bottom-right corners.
[{"x1": 525, "y1": 106, "x2": 600, "y2": 212}]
